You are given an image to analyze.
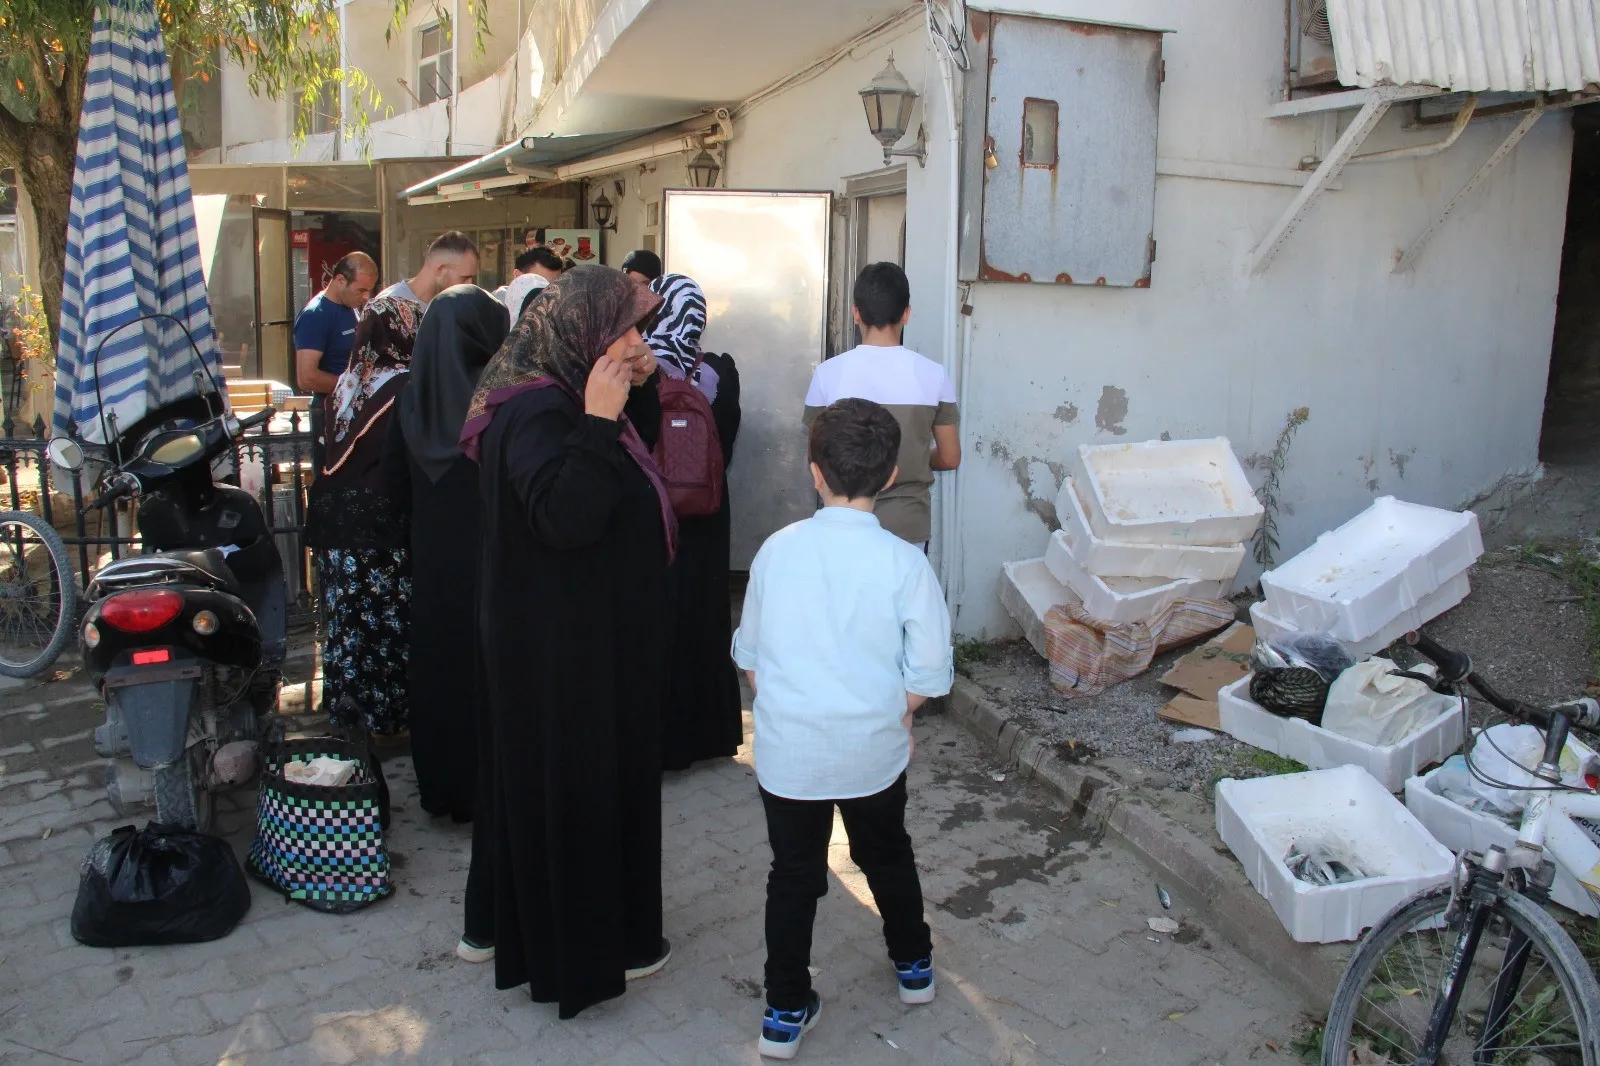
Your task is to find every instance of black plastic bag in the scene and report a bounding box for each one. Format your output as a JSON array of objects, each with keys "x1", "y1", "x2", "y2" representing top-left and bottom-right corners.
[{"x1": 70, "y1": 823, "x2": 251, "y2": 947}]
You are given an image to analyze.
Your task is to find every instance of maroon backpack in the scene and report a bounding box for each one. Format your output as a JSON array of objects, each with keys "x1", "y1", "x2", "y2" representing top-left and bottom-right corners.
[{"x1": 652, "y1": 356, "x2": 724, "y2": 517}]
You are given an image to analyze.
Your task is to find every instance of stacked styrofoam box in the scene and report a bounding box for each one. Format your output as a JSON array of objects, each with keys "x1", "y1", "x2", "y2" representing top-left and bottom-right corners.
[
  {"x1": 1404, "y1": 768, "x2": 1599, "y2": 916},
  {"x1": 999, "y1": 439, "x2": 1259, "y2": 651},
  {"x1": 1217, "y1": 766, "x2": 1456, "y2": 942},
  {"x1": 1219, "y1": 676, "x2": 1463, "y2": 793},
  {"x1": 1257, "y1": 497, "x2": 1482, "y2": 653},
  {"x1": 1045, "y1": 440, "x2": 1256, "y2": 621}
]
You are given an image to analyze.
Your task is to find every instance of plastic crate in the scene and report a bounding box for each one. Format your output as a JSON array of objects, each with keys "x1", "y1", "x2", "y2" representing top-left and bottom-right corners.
[
  {"x1": 1216, "y1": 765, "x2": 1455, "y2": 943},
  {"x1": 997, "y1": 559, "x2": 1068, "y2": 660},
  {"x1": 1218, "y1": 676, "x2": 1462, "y2": 793},
  {"x1": 1404, "y1": 767, "x2": 1598, "y2": 916},
  {"x1": 1072, "y1": 438, "x2": 1263, "y2": 547},
  {"x1": 1249, "y1": 571, "x2": 1472, "y2": 658},
  {"x1": 1052, "y1": 477, "x2": 1245, "y2": 581},
  {"x1": 1261, "y1": 498, "x2": 1482, "y2": 642},
  {"x1": 1044, "y1": 528, "x2": 1227, "y2": 626}
]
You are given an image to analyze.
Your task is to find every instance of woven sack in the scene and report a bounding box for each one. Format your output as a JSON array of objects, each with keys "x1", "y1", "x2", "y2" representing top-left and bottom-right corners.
[
  {"x1": 247, "y1": 723, "x2": 393, "y2": 913},
  {"x1": 1045, "y1": 593, "x2": 1236, "y2": 698}
]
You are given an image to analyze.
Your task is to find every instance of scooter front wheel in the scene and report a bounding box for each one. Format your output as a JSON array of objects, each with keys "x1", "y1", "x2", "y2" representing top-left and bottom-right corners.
[
  {"x1": 154, "y1": 745, "x2": 214, "y2": 833},
  {"x1": 0, "y1": 511, "x2": 77, "y2": 678}
]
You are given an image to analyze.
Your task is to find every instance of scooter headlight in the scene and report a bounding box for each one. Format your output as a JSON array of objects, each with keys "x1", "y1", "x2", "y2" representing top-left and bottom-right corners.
[
  {"x1": 149, "y1": 433, "x2": 204, "y2": 466},
  {"x1": 192, "y1": 610, "x2": 219, "y2": 636},
  {"x1": 83, "y1": 622, "x2": 100, "y2": 648}
]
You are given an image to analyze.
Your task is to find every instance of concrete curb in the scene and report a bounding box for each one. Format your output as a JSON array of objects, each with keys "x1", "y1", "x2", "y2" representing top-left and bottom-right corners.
[{"x1": 946, "y1": 678, "x2": 1346, "y2": 1014}]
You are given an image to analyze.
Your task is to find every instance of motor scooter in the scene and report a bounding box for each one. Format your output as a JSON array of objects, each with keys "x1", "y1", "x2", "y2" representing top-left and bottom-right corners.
[{"x1": 51, "y1": 353, "x2": 287, "y2": 831}]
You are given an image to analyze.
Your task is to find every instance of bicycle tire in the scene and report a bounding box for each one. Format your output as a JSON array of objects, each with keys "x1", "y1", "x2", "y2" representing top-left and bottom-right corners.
[
  {"x1": 1323, "y1": 884, "x2": 1600, "y2": 1066},
  {"x1": 0, "y1": 511, "x2": 77, "y2": 678}
]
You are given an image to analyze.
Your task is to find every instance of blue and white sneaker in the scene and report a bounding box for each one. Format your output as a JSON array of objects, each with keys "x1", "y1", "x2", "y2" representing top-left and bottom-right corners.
[
  {"x1": 894, "y1": 956, "x2": 936, "y2": 1005},
  {"x1": 758, "y1": 991, "x2": 822, "y2": 1060}
]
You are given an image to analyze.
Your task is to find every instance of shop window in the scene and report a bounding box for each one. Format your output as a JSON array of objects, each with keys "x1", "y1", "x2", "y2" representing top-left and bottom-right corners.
[{"x1": 418, "y1": 22, "x2": 453, "y2": 105}]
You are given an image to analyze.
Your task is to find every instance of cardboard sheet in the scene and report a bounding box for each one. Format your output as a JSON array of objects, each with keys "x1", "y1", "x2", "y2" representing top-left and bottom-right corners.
[{"x1": 1159, "y1": 622, "x2": 1255, "y2": 726}]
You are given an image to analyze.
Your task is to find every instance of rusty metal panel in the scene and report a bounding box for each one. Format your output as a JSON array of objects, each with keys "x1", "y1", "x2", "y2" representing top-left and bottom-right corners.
[
  {"x1": 1325, "y1": 0, "x2": 1600, "y2": 93},
  {"x1": 978, "y1": 15, "x2": 1163, "y2": 287}
]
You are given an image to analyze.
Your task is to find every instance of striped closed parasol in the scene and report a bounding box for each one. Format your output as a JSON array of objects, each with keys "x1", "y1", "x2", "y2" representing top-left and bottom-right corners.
[{"x1": 53, "y1": 0, "x2": 222, "y2": 445}]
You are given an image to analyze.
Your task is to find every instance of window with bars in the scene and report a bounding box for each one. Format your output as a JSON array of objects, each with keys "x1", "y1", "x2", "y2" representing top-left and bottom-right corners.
[{"x1": 418, "y1": 22, "x2": 453, "y2": 105}]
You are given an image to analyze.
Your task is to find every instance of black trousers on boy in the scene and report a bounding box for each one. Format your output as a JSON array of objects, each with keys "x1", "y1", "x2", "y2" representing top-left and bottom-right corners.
[{"x1": 760, "y1": 772, "x2": 932, "y2": 1011}]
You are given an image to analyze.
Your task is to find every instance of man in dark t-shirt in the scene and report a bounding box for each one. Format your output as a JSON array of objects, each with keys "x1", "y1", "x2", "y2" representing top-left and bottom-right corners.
[{"x1": 294, "y1": 251, "x2": 377, "y2": 471}]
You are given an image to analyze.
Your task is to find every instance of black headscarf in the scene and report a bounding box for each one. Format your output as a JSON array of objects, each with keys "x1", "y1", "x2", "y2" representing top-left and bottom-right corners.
[{"x1": 400, "y1": 284, "x2": 509, "y2": 484}]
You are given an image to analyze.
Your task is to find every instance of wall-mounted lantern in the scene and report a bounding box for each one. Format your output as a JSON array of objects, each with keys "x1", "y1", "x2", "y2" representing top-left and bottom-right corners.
[
  {"x1": 590, "y1": 190, "x2": 617, "y2": 231},
  {"x1": 859, "y1": 54, "x2": 926, "y2": 167},
  {"x1": 687, "y1": 149, "x2": 722, "y2": 189}
]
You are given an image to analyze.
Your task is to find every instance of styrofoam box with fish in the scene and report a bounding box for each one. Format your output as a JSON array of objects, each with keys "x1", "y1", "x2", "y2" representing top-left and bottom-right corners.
[
  {"x1": 1052, "y1": 477, "x2": 1246, "y2": 581},
  {"x1": 1044, "y1": 527, "x2": 1227, "y2": 626},
  {"x1": 1071, "y1": 439, "x2": 1264, "y2": 548},
  {"x1": 1249, "y1": 570, "x2": 1473, "y2": 659},
  {"x1": 1260, "y1": 498, "x2": 1482, "y2": 642},
  {"x1": 1216, "y1": 765, "x2": 1455, "y2": 943},
  {"x1": 1404, "y1": 767, "x2": 1598, "y2": 916},
  {"x1": 998, "y1": 559, "x2": 1069, "y2": 661},
  {"x1": 1218, "y1": 675, "x2": 1463, "y2": 794}
]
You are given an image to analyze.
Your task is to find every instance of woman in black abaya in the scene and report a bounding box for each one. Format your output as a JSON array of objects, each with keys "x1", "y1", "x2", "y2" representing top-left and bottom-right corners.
[
  {"x1": 459, "y1": 265, "x2": 673, "y2": 1019},
  {"x1": 643, "y1": 274, "x2": 743, "y2": 770},
  {"x1": 394, "y1": 285, "x2": 508, "y2": 823}
]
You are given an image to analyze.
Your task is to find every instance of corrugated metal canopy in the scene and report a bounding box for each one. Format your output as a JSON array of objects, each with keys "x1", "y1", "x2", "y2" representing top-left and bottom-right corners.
[
  {"x1": 398, "y1": 124, "x2": 682, "y2": 201},
  {"x1": 1326, "y1": 0, "x2": 1600, "y2": 93}
]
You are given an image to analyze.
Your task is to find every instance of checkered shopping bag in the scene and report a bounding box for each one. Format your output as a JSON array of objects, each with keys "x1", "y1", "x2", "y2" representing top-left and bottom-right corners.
[{"x1": 247, "y1": 721, "x2": 393, "y2": 913}]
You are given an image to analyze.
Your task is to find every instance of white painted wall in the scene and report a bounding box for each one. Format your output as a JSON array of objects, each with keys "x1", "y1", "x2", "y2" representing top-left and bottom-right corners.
[
  {"x1": 693, "y1": 1, "x2": 1572, "y2": 641},
  {"x1": 942, "y1": 0, "x2": 1572, "y2": 638}
]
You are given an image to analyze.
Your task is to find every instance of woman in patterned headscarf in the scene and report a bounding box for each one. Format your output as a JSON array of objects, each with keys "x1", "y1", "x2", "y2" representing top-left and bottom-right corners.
[
  {"x1": 302, "y1": 289, "x2": 425, "y2": 737},
  {"x1": 460, "y1": 264, "x2": 674, "y2": 1020},
  {"x1": 642, "y1": 274, "x2": 744, "y2": 772}
]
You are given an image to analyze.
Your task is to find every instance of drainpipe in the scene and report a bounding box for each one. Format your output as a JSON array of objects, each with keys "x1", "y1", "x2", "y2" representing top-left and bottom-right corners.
[
  {"x1": 926, "y1": 6, "x2": 966, "y2": 618},
  {"x1": 449, "y1": 0, "x2": 461, "y2": 155},
  {"x1": 1349, "y1": 95, "x2": 1477, "y2": 162},
  {"x1": 336, "y1": 1, "x2": 348, "y2": 161}
]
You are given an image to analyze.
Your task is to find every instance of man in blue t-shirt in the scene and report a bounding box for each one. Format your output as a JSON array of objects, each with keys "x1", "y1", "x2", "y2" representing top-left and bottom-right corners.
[{"x1": 294, "y1": 251, "x2": 377, "y2": 471}]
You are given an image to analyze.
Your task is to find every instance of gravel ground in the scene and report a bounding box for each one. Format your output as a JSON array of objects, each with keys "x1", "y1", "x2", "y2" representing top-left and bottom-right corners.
[{"x1": 965, "y1": 549, "x2": 1598, "y2": 800}]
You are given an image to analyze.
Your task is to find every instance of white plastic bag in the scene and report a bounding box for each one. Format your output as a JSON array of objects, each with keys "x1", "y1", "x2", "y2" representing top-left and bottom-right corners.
[
  {"x1": 283, "y1": 756, "x2": 358, "y2": 787},
  {"x1": 1467, "y1": 723, "x2": 1598, "y2": 814},
  {"x1": 1320, "y1": 658, "x2": 1457, "y2": 746}
]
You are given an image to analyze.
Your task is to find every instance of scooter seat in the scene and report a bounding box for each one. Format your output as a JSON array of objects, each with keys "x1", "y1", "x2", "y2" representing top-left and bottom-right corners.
[{"x1": 167, "y1": 550, "x2": 243, "y2": 596}]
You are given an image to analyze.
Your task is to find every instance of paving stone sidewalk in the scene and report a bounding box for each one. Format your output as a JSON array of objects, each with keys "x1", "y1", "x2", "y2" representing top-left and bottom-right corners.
[{"x1": 0, "y1": 663, "x2": 1305, "y2": 1065}]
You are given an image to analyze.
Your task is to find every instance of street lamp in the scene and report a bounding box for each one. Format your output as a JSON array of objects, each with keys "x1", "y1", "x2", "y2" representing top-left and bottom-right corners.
[
  {"x1": 687, "y1": 148, "x2": 722, "y2": 189},
  {"x1": 590, "y1": 189, "x2": 617, "y2": 231},
  {"x1": 859, "y1": 53, "x2": 926, "y2": 167}
]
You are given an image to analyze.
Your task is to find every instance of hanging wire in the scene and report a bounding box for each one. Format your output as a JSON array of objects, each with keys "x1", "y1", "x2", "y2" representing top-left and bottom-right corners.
[{"x1": 924, "y1": 0, "x2": 971, "y2": 72}]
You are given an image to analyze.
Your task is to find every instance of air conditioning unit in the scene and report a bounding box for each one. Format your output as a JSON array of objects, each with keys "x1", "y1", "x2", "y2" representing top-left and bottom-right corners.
[{"x1": 1290, "y1": 0, "x2": 1338, "y2": 88}]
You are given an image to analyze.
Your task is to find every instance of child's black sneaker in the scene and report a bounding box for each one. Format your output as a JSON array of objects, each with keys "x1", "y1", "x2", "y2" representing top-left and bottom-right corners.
[
  {"x1": 758, "y1": 991, "x2": 822, "y2": 1059},
  {"x1": 894, "y1": 956, "x2": 936, "y2": 1004}
]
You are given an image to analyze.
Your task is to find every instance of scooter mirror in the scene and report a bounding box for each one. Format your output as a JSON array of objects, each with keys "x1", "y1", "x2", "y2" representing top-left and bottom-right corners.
[{"x1": 48, "y1": 438, "x2": 86, "y2": 472}]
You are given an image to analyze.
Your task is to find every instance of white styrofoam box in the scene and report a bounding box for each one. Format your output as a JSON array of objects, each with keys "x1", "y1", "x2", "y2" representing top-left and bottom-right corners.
[
  {"x1": 1249, "y1": 570, "x2": 1473, "y2": 658},
  {"x1": 1261, "y1": 498, "x2": 1483, "y2": 642},
  {"x1": 1052, "y1": 477, "x2": 1246, "y2": 581},
  {"x1": 1044, "y1": 529, "x2": 1227, "y2": 625},
  {"x1": 1072, "y1": 438, "x2": 1264, "y2": 547},
  {"x1": 1216, "y1": 765, "x2": 1456, "y2": 942},
  {"x1": 998, "y1": 559, "x2": 1069, "y2": 660},
  {"x1": 1404, "y1": 768, "x2": 1598, "y2": 916},
  {"x1": 1218, "y1": 676, "x2": 1463, "y2": 794}
]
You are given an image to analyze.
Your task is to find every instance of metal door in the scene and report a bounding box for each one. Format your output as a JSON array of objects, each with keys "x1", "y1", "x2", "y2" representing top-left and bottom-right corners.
[
  {"x1": 663, "y1": 189, "x2": 831, "y2": 570},
  {"x1": 252, "y1": 207, "x2": 293, "y2": 383}
]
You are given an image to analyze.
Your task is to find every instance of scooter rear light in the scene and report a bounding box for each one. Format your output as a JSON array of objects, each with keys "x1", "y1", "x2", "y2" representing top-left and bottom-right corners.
[
  {"x1": 132, "y1": 649, "x2": 171, "y2": 666},
  {"x1": 101, "y1": 589, "x2": 184, "y2": 633}
]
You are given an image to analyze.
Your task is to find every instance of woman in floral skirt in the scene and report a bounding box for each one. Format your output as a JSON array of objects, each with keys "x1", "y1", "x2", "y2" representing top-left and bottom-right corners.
[{"x1": 303, "y1": 285, "x2": 424, "y2": 735}]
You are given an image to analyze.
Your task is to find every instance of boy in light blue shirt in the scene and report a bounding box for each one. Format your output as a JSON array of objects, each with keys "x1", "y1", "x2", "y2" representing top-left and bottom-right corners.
[{"x1": 732, "y1": 397, "x2": 954, "y2": 1060}]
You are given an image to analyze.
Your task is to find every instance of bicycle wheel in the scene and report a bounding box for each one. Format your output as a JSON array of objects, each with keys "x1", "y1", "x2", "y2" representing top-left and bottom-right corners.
[
  {"x1": 1323, "y1": 885, "x2": 1600, "y2": 1066},
  {"x1": 0, "y1": 511, "x2": 77, "y2": 678}
]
